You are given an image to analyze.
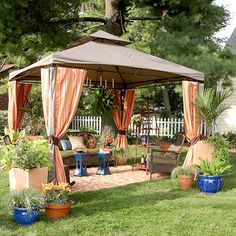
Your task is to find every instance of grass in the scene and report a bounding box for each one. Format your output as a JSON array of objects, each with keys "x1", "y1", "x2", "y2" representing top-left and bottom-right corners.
[{"x1": 1, "y1": 155, "x2": 236, "y2": 235}]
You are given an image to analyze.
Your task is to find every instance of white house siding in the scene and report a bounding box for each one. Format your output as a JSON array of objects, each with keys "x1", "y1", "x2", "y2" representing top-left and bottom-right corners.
[{"x1": 217, "y1": 77, "x2": 236, "y2": 134}]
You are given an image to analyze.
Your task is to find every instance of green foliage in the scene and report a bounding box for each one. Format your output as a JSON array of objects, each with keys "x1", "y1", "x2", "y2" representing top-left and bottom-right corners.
[
  {"x1": 68, "y1": 127, "x2": 97, "y2": 135},
  {"x1": 195, "y1": 158, "x2": 231, "y2": 176},
  {"x1": 22, "y1": 84, "x2": 46, "y2": 135},
  {"x1": 171, "y1": 166, "x2": 195, "y2": 179},
  {"x1": 223, "y1": 131, "x2": 236, "y2": 149},
  {"x1": 0, "y1": 111, "x2": 8, "y2": 135},
  {"x1": 207, "y1": 134, "x2": 230, "y2": 165},
  {"x1": 160, "y1": 108, "x2": 171, "y2": 118},
  {"x1": 126, "y1": 0, "x2": 236, "y2": 88},
  {"x1": 111, "y1": 147, "x2": 128, "y2": 160},
  {"x1": 195, "y1": 134, "x2": 231, "y2": 176},
  {"x1": 195, "y1": 88, "x2": 233, "y2": 136},
  {"x1": 9, "y1": 188, "x2": 44, "y2": 209},
  {"x1": 84, "y1": 87, "x2": 116, "y2": 117},
  {"x1": 4, "y1": 128, "x2": 26, "y2": 144},
  {"x1": 0, "y1": 139, "x2": 51, "y2": 171}
]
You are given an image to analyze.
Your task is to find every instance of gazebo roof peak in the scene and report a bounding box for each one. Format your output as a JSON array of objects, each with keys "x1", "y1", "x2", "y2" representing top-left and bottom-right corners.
[{"x1": 74, "y1": 30, "x2": 131, "y2": 46}]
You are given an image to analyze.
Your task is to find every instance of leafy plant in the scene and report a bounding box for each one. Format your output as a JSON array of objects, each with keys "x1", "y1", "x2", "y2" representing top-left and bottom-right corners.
[
  {"x1": 42, "y1": 183, "x2": 71, "y2": 204},
  {"x1": 0, "y1": 111, "x2": 8, "y2": 135},
  {"x1": 223, "y1": 131, "x2": 236, "y2": 149},
  {"x1": 86, "y1": 87, "x2": 116, "y2": 116},
  {"x1": 171, "y1": 166, "x2": 195, "y2": 179},
  {"x1": 207, "y1": 134, "x2": 230, "y2": 165},
  {"x1": 195, "y1": 88, "x2": 233, "y2": 137},
  {"x1": 9, "y1": 188, "x2": 44, "y2": 209},
  {"x1": 0, "y1": 140, "x2": 51, "y2": 171},
  {"x1": 4, "y1": 128, "x2": 26, "y2": 144},
  {"x1": 195, "y1": 159, "x2": 231, "y2": 176}
]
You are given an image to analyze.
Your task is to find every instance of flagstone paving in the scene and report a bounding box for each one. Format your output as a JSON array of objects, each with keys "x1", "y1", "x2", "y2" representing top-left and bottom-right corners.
[{"x1": 70, "y1": 165, "x2": 170, "y2": 192}]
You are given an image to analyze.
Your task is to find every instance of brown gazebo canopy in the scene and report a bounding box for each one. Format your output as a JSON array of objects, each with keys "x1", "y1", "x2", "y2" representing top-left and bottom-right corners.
[
  {"x1": 9, "y1": 30, "x2": 203, "y2": 183},
  {"x1": 10, "y1": 30, "x2": 204, "y2": 86}
]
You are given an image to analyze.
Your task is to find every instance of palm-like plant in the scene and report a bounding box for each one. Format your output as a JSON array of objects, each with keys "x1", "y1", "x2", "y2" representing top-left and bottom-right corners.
[{"x1": 195, "y1": 88, "x2": 233, "y2": 137}]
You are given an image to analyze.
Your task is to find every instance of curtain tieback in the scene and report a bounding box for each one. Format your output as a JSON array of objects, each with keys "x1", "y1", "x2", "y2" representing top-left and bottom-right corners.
[
  {"x1": 190, "y1": 136, "x2": 200, "y2": 145},
  {"x1": 118, "y1": 130, "x2": 126, "y2": 135},
  {"x1": 49, "y1": 135, "x2": 60, "y2": 146}
]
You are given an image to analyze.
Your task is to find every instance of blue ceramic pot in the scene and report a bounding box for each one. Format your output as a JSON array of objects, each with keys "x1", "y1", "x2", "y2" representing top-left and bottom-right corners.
[
  {"x1": 197, "y1": 174, "x2": 224, "y2": 194},
  {"x1": 13, "y1": 207, "x2": 39, "y2": 225}
]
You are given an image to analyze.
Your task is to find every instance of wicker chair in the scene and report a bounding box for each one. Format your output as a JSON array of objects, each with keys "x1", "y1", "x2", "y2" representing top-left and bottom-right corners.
[{"x1": 146, "y1": 134, "x2": 185, "y2": 180}]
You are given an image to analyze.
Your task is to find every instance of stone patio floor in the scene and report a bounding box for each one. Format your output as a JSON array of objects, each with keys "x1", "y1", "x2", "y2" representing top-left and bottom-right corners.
[{"x1": 70, "y1": 165, "x2": 170, "y2": 192}]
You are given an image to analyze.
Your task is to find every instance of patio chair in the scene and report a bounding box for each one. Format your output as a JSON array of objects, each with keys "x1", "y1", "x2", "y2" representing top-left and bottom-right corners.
[{"x1": 146, "y1": 134, "x2": 185, "y2": 180}]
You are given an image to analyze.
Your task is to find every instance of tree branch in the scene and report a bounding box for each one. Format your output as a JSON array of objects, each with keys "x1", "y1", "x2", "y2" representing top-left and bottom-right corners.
[
  {"x1": 49, "y1": 16, "x2": 107, "y2": 25},
  {"x1": 48, "y1": 15, "x2": 162, "y2": 27},
  {"x1": 124, "y1": 16, "x2": 162, "y2": 22}
]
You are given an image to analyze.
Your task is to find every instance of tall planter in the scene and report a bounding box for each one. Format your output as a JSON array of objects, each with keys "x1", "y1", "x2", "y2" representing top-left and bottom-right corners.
[
  {"x1": 197, "y1": 174, "x2": 224, "y2": 194},
  {"x1": 9, "y1": 167, "x2": 48, "y2": 191}
]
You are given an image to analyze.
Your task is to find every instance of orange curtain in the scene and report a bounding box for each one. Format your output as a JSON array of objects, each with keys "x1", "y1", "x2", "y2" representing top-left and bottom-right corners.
[
  {"x1": 182, "y1": 81, "x2": 201, "y2": 166},
  {"x1": 113, "y1": 89, "x2": 135, "y2": 149},
  {"x1": 8, "y1": 81, "x2": 32, "y2": 130},
  {"x1": 41, "y1": 66, "x2": 86, "y2": 183}
]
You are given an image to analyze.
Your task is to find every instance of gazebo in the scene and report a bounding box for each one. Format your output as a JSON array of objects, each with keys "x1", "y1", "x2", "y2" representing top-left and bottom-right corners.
[{"x1": 9, "y1": 30, "x2": 204, "y2": 183}]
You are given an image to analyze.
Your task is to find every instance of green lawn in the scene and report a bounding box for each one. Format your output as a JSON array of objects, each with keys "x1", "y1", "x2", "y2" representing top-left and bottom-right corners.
[{"x1": 1, "y1": 156, "x2": 236, "y2": 236}]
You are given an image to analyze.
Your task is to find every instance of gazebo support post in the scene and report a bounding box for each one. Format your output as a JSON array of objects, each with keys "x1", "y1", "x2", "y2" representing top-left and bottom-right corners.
[{"x1": 46, "y1": 65, "x2": 57, "y2": 182}]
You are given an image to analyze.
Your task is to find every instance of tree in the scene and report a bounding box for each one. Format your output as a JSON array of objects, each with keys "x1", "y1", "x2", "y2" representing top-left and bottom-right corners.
[
  {"x1": 1, "y1": 0, "x2": 236, "y2": 136},
  {"x1": 77, "y1": 87, "x2": 118, "y2": 141}
]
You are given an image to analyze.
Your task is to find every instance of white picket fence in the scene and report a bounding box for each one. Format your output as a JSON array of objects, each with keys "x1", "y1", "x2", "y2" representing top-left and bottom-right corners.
[
  {"x1": 72, "y1": 116, "x2": 207, "y2": 137},
  {"x1": 71, "y1": 116, "x2": 102, "y2": 135}
]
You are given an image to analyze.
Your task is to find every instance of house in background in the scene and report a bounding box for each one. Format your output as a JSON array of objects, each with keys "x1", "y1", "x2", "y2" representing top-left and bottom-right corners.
[
  {"x1": 0, "y1": 61, "x2": 15, "y2": 110},
  {"x1": 217, "y1": 27, "x2": 236, "y2": 134}
]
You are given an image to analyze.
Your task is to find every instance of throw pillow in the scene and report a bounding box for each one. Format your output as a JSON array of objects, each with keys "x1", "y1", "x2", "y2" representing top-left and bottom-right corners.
[
  {"x1": 60, "y1": 140, "x2": 72, "y2": 151},
  {"x1": 69, "y1": 136, "x2": 86, "y2": 150},
  {"x1": 163, "y1": 145, "x2": 180, "y2": 159}
]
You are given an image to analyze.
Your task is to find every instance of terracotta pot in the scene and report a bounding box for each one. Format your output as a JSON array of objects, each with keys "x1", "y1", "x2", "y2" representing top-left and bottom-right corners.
[
  {"x1": 160, "y1": 143, "x2": 171, "y2": 154},
  {"x1": 178, "y1": 175, "x2": 194, "y2": 190},
  {"x1": 45, "y1": 202, "x2": 72, "y2": 219}
]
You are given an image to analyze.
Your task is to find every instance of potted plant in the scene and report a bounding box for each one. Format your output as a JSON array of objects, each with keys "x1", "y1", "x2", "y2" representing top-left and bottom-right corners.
[
  {"x1": 111, "y1": 147, "x2": 127, "y2": 166},
  {"x1": 195, "y1": 134, "x2": 231, "y2": 194},
  {"x1": 9, "y1": 188, "x2": 44, "y2": 225},
  {"x1": 42, "y1": 182, "x2": 72, "y2": 219},
  {"x1": 195, "y1": 158, "x2": 231, "y2": 194},
  {"x1": 0, "y1": 133, "x2": 51, "y2": 191},
  {"x1": 171, "y1": 166, "x2": 195, "y2": 190},
  {"x1": 195, "y1": 88, "x2": 233, "y2": 138}
]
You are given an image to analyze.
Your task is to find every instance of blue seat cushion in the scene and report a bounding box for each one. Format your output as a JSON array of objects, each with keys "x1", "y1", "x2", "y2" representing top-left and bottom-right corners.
[{"x1": 60, "y1": 140, "x2": 72, "y2": 150}]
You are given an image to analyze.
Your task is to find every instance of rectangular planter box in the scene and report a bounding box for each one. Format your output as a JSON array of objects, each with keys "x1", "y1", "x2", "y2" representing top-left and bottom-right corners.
[{"x1": 9, "y1": 167, "x2": 48, "y2": 191}]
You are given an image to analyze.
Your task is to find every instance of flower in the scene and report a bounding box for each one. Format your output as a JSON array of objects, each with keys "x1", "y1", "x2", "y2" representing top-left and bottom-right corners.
[{"x1": 42, "y1": 182, "x2": 71, "y2": 204}]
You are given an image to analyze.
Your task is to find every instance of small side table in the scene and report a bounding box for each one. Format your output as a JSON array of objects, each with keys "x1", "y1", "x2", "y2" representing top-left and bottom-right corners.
[
  {"x1": 97, "y1": 153, "x2": 112, "y2": 175},
  {"x1": 74, "y1": 152, "x2": 88, "y2": 177}
]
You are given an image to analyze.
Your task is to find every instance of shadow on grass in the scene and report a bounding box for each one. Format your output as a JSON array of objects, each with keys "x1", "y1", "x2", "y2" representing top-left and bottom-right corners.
[{"x1": 69, "y1": 181, "x2": 198, "y2": 218}]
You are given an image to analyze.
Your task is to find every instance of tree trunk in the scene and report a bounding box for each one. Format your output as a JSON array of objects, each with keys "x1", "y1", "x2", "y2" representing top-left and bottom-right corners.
[
  {"x1": 104, "y1": 0, "x2": 122, "y2": 35},
  {"x1": 98, "y1": 0, "x2": 122, "y2": 143},
  {"x1": 162, "y1": 87, "x2": 171, "y2": 112},
  {"x1": 100, "y1": 115, "x2": 118, "y2": 144}
]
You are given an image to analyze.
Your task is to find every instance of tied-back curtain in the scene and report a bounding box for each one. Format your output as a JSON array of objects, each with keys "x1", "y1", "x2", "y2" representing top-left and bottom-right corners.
[
  {"x1": 41, "y1": 66, "x2": 86, "y2": 183},
  {"x1": 8, "y1": 81, "x2": 32, "y2": 130},
  {"x1": 113, "y1": 89, "x2": 135, "y2": 149},
  {"x1": 182, "y1": 81, "x2": 201, "y2": 167}
]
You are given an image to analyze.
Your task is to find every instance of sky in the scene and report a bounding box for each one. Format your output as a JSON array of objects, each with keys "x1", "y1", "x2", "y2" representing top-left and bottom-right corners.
[{"x1": 215, "y1": 0, "x2": 236, "y2": 39}]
